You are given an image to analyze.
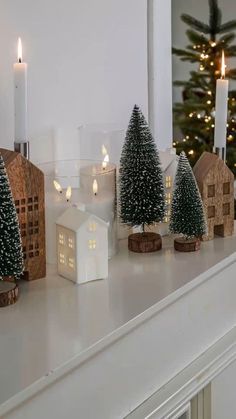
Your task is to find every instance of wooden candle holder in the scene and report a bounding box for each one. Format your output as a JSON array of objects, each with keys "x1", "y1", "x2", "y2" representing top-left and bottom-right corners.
[
  {"x1": 128, "y1": 232, "x2": 162, "y2": 253},
  {"x1": 174, "y1": 237, "x2": 200, "y2": 252},
  {"x1": 0, "y1": 281, "x2": 19, "y2": 307}
]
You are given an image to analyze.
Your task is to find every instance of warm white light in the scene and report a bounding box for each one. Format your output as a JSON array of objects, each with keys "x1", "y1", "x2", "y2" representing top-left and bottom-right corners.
[
  {"x1": 221, "y1": 50, "x2": 226, "y2": 79},
  {"x1": 102, "y1": 145, "x2": 108, "y2": 156},
  {"x1": 17, "y1": 37, "x2": 23, "y2": 63},
  {"x1": 66, "y1": 186, "x2": 72, "y2": 201},
  {"x1": 188, "y1": 150, "x2": 194, "y2": 155},
  {"x1": 53, "y1": 180, "x2": 62, "y2": 193},
  {"x1": 102, "y1": 154, "x2": 109, "y2": 170},
  {"x1": 93, "y1": 179, "x2": 98, "y2": 195}
]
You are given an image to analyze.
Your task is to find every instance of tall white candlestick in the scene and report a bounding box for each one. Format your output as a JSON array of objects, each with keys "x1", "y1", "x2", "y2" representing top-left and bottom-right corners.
[
  {"x1": 214, "y1": 51, "x2": 229, "y2": 155},
  {"x1": 14, "y1": 38, "x2": 28, "y2": 143}
]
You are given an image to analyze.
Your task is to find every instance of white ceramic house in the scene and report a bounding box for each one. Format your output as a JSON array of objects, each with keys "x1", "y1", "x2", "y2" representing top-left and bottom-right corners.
[
  {"x1": 56, "y1": 207, "x2": 108, "y2": 284},
  {"x1": 158, "y1": 147, "x2": 178, "y2": 236}
]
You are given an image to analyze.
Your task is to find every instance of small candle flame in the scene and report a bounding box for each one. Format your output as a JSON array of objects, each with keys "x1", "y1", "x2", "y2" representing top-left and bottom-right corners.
[
  {"x1": 18, "y1": 37, "x2": 23, "y2": 63},
  {"x1": 53, "y1": 180, "x2": 62, "y2": 193},
  {"x1": 102, "y1": 154, "x2": 109, "y2": 170},
  {"x1": 66, "y1": 186, "x2": 72, "y2": 202},
  {"x1": 93, "y1": 179, "x2": 98, "y2": 195},
  {"x1": 221, "y1": 50, "x2": 226, "y2": 79},
  {"x1": 102, "y1": 145, "x2": 108, "y2": 156}
]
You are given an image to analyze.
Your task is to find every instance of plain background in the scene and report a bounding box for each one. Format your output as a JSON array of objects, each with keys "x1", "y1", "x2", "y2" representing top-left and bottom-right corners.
[{"x1": 0, "y1": 0, "x2": 147, "y2": 161}]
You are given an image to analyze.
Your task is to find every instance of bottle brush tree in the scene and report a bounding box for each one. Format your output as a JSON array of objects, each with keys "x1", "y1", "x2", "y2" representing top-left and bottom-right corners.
[
  {"x1": 119, "y1": 105, "x2": 165, "y2": 234},
  {"x1": 173, "y1": 0, "x2": 236, "y2": 175},
  {"x1": 169, "y1": 152, "x2": 207, "y2": 240},
  {"x1": 0, "y1": 154, "x2": 24, "y2": 279}
]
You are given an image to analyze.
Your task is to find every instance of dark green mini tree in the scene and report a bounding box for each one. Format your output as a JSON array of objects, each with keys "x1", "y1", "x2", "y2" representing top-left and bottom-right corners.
[
  {"x1": 173, "y1": 0, "x2": 236, "y2": 175},
  {"x1": 169, "y1": 152, "x2": 207, "y2": 238},
  {"x1": 119, "y1": 105, "x2": 165, "y2": 232},
  {"x1": 0, "y1": 154, "x2": 24, "y2": 279}
]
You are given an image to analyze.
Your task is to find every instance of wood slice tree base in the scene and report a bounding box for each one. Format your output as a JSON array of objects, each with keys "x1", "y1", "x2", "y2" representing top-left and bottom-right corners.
[
  {"x1": 0, "y1": 281, "x2": 19, "y2": 307},
  {"x1": 174, "y1": 237, "x2": 201, "y2": 252},
  {"x1": 128, "y1": 232, "x2": 162, "y2": 253}
]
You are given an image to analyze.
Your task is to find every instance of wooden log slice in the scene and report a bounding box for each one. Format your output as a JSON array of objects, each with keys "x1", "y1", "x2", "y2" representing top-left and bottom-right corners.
[
  {"x1": 174, "y1": 237, "x2": 201, "y2": 252},
  {"x1": 0, "y1": 281, "x2": 19, "y2": 307},
  {"x1": 128, "y1": 232, "x2": 162, "y2": 253}
]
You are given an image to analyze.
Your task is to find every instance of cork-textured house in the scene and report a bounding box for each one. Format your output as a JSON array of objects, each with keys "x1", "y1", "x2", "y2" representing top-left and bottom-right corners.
[
  {"x1": 0, "y1": 148, "x2": 46, "y2": 280},
  {"x1": 193, "y1": 152, "x2": 234, "y2": 241}
]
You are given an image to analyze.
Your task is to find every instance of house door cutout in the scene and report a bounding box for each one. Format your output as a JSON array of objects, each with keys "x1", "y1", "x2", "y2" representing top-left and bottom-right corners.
[{"x1": 214, "y1": 224, "x2": 224, "y2": 237}]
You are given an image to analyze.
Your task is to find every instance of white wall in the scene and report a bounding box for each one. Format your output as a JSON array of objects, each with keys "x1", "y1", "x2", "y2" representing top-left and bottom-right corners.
[
  {"x1": 212, "y1": 360, "x2": 236, "y2": 419},
  {"x1": 148, "y1": 0, "x2": 173, "y2": 149},
  {"x1": 0, "y1": 0, "x2": 147, "y2": 162}
]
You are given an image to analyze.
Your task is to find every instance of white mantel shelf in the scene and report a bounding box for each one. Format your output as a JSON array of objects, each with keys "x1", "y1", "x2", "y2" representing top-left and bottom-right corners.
[{"x1": 1, "y1": 229, "x2": 236, "y2": 418}]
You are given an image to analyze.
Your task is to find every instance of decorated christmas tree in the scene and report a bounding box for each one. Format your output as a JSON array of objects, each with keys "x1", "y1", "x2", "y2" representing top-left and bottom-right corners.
[
  {"x1": 173, "y1": 0, "x2": 236, "y2": 175},
  {"x1": 0, "y1": 154, "x2": 24, "y2": 279},
  {"x1": 120, "y1": 105, "x2": 165, "y2": 240},
  {"x1": 169, "y1": 152, "x2": 207, "y2": 244}
]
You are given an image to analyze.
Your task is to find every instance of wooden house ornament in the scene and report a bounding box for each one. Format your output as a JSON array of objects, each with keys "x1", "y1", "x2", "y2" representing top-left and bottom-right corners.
[
  {"x1": 56, "y1": 206, "x2": 108, "y2": 284},
  {"x1": 193, "y1": 152, "x2": 234, "y2": 240},
  {"x1": 0, "y1": 148, "x2": 46, "y2": 280}
]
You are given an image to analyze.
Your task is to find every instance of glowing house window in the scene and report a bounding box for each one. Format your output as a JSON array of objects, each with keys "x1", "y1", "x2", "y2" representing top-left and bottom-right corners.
[
  {"x1": 68, "y1": 237, "x2": 74, "y2": 249},
  {"x1": 59, "y1": 233, "x2": 65, "y2": 245},
  {"x1": 164, "y1": 209, "x2": 171, "y2": 224},
  {"x1": 68, "y1": 257, "x2": 75, "y2": 270},
  {"x1": 88, "y1": 222, "x2": 97, "y2": 232},
  {"x1": 166, "y1": 192, "x2": 171, "y2": 205},
  {"x1": 88, "y1": 239, "x2": 96, "y2": 250},
  {"x1": 165, "y1": 176, "x2": 172, "y2": 189},
  {"x1": 59, "y1": 253, "x2": 65, "y2": 265}
]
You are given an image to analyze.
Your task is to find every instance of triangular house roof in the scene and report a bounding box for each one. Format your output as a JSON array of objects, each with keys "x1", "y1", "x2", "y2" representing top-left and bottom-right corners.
[
  {"x1": 0, "y1": 148, "x2": 44, "y2": 176},
  {"x1": 159, "y1": 150, "x2": 178, "y2": 172},
  {"x1": 56, "y1": 206, "x2": 108, "y2": 232},
  {"x1": 193, "y1": 151, "x2": 233, "y2": 185}
]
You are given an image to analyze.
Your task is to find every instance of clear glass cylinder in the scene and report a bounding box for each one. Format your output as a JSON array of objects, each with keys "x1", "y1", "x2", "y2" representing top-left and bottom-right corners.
[
  {"x1": 78, "y1": 123, "x2": 125, "y2": 165},
  {"x1": 39, "y1": 159, "x2": 117, "y2": 264}
]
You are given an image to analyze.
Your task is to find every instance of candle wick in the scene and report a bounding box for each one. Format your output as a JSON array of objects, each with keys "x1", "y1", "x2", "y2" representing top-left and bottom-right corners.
[
  {"x1": 94, "y1": 193, "x2": 97, "y2": 196},
  {"x1": 19, "y1": 58, "x2": 22, "y2": 63}
]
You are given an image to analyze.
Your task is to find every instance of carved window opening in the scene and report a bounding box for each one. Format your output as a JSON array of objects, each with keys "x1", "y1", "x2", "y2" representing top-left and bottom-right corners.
[
  {"x1": 165, "y1": 176, "x2": 172, "y2": 189},
  {"x1": 68, "y1": 257, "x2": 75, "y2": 270},
  {"x1": 223, "y1": 182, "x2": 230, "y2": 195},
  {"x1": 68, "y1": 237, "x2": 74, "y2": 249},
  {"x1": 88, "y1": 239, "x2": 96, "y2": 250},
  {"x1": 88, "y1": 222, "x2": 97, "y2": 232},
  {"x1": 208, "y1": 206, "x2": 215, "y2": 218},
  {"x1": 223, "y1": 203, "x2": 230, "y2": 216},
  {"x1": 207, "y1": 184, "x2": 215, "y2": 198}
]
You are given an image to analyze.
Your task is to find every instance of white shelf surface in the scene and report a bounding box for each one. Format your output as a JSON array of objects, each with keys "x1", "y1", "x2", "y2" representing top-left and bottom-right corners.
[{"x1": 0, "y1": 231, "x2": 236, "y2": 408}]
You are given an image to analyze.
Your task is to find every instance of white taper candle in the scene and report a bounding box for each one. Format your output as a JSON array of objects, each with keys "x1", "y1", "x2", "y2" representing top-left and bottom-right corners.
[
  {"x1": 214, "y1": 51, "x2": 229, "y2": 150},
  {"x1": 14, "y1": 38, "x2": 28, "y2": 143}
]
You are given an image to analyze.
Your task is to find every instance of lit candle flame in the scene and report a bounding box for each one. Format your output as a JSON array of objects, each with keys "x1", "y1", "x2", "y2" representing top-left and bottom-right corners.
[
  {"x1": 93, "y1": 179, "x2": 98, "y2": 195},
  {"x1": 66, "y1": 186, "x2": 72, "y2": 202},
  {"x1": 102, "y1": 154, "x2": 109, "y2": 170},
  {"x1": 53, "y1": 180, "x2": 62, "y2": 193},
  {"x1": 102, "y1": 145, "x2": 107, "y2": 156},
  {"x1": 18, "y1": 37, "x2": 23, "y2": 63},
  {"x1": 221, "y1": 50, "x2": 226, "y2": 79}
]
